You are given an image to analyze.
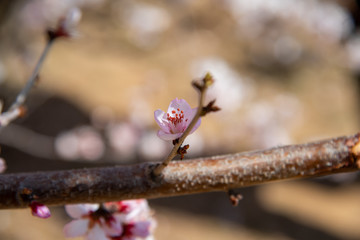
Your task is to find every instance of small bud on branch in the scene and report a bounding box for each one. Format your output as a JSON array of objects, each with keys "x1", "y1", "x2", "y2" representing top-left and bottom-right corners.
[
  {"x1": 177, "y1": 144, "x2": 189, "y2": 160},
  {"x1": 228, "y1": 189, "x2": 243, "y2": 207},
  {"x1": 201, "y1": 99, "x2": 221, "y2": 116}
]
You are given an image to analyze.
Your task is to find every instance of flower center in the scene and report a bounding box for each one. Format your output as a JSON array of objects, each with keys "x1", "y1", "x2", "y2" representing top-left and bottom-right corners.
[
  {"x1": 167, "y1": 108, "x2": 187, "y2": 126},
  {"x1": 89, "y1": 206, "x2": 115, "y2": 224}
]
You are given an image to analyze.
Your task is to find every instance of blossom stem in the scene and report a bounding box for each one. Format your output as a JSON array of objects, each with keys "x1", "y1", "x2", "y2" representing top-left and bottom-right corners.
[
  {"x1": 0, "y1": 38, "x2": 55, "y2": 128},
  {"x1": 0, "y1": 133, "x2": 359, "y2": 208},
  {"x1": 152, "y1": 76, "x2": 210, "y2": 176}
]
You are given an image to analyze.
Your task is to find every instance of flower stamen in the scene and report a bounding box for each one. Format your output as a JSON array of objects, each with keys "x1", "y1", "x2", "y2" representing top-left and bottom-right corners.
[{"x1": 167, "y1": 108, "x2": 185, "y2": 126}]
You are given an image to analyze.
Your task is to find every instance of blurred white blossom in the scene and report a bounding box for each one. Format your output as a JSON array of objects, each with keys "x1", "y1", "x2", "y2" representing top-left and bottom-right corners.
[
  {"x1": 0, "y1": 158, "x2": 6, "y2": 173},
  {"x1": 19, "y1": 0, "x2": 105, "y2": 33},
  {"x1": 346, "y1": 34, "x2": 360, "y2": 71},
  {"x1": 129, "y1": 99, "x2": 154, "y2": 128},
  {"x1": 183, "y1": 132, "x2": 204, "y2": 157},
  {"x1": 242, "y1": 94, "x2": 302, "y2": 148},
  {"x1": 57, "y1": 7, "x2": 82, "y2": 38},
  {"x1": 226, "y1": 0, "x2": 352, "y2": 43},
  {"x1": 55, "y1": 126, "x2": 105, "y2": 161},
  {"x1": 138, "y1": 131, "x2": 170, "y2": 160},
  {"x1": 106, "y1": 122, "x2": 141, "y2": 159},
  {"x1": 273, "y1": 36, "x2": 302, "y2": 65},
  {"x1": 121, "y1": 3, "x2": 171, "y2": 48}
]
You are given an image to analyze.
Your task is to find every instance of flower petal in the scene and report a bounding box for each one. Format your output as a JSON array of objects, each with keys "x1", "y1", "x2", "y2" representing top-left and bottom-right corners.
[
  {"x1": 183, "y1": 106, "x2": 197, "y2": 120},
  {"x1": 189, "y1": 118, "x2": 201, "y2": 134},
  {"x1": 60, "y1": 8, "x2": 82, "y2": 38},
  {"x1": 121, "y1": 237, "x2": 136, "y2": 240},
  {"x1": 86, "y1": 224, "x2": 109, "y2": 240},
  {"x1": 125, "y1": 200, "x2": 149, "y2": 220},
  {"x1": 64, "y1": 8, "x2": 82, "y2": 30},
  {"x1": 102, "y1": 219, "x2": 123, "y2": 237},
  {"x1": 168, "y1": 98, "x2": 192, "y2": 114},
  {"x1": 144, "y1": 236, "x2": 155, "y2": 240},
  {"x1": 65, "y1": 204, "x2": 99, "y2": 219},
  {"x1": 63, "y1": 219, "x2": 89, "y2": 237},
  {"x1": 157, "y1": 130, "x2": 182, "y2": 141},
  {"x1": 154, "y1": 110, "x2": 169, "y2": 132},
  {"x1": 131, "y1": 221, "x2": 151, "y2": 237}
]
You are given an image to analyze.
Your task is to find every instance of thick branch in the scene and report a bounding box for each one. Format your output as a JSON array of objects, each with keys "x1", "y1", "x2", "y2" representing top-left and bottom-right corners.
[{"x1": 0, "y1": 133, "x2": 360, "y2": 209}]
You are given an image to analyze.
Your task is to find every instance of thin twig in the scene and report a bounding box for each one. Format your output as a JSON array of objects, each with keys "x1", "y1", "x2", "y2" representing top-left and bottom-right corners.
[
  {"x1": 152, "y1": 74, "x2": 213, "y2": 176},
  {"x1": 0, "y1": 39, "x2": 55, "y2": 128},
  {"x1": 10, "y1": 39, "x2": 54, "y2": 110},
  {"x1": 0, "y1": 133, "x2": 359, "y2": 209}
]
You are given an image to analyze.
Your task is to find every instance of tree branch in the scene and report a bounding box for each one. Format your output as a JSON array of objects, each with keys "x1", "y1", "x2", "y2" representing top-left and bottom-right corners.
[{"x1": 0, "y1": 133, "x2": 360, "y2": 209}]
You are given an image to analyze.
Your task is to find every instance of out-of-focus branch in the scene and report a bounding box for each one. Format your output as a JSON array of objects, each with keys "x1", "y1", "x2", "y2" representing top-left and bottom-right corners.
[
  {"x1": 0, "y1": 7, "x2": 80, "y2": 128},
  {"x1": 0, "y1": 39, "x2": 54, "y2": 128},
  {"x1": 9, "y1": 39, "x2": 54, "y2": 111},
  {"x1": 0, "y1": 124, "x2": 55, "y2": 159},
  {"x1": 0, "y1": 133, "x2": 359, "y2": 209}
]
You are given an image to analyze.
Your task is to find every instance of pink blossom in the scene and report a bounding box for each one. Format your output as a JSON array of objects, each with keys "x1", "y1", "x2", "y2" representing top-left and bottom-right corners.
[
  {"x1": 154, "y1": 98, "x2": 201, "y2": 141},
  {"x1": 30, "y1": 201, "x2": 51, "y2": 219},
  {"x1": 64, "y1": 204, "x2": 122, "y2": 240},
  {"x1": 64, "y1": 200, "x2": 156, "y2": 240}
]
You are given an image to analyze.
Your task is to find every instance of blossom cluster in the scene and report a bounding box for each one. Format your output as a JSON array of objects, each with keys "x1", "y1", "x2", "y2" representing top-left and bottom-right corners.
[{"x1": 64, "y1": 199, "x2": 155, "y2": 240}]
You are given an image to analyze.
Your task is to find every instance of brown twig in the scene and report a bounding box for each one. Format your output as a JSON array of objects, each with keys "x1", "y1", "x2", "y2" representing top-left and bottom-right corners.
[
  {"x1": 152, "y1": 73, "x2": 215, "y2": 176},
  {"x1": 0, "y1": 133, "x2": 359, "y2": 209}
]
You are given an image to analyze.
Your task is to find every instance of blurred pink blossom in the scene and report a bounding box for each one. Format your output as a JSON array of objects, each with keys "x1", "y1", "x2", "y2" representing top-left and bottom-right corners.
[
  {"x1": 154, "y1": 98, "x2": 200, "y2": 141},
  {"x1": 64, "y1": 200, "x2": 155, "y2": 240},
  {"x1": 64, "y1": 203, "x2": 122, "y2": 240},
  {"x1": 0, "y1": 157, "x2": 6, "y2": 173}
]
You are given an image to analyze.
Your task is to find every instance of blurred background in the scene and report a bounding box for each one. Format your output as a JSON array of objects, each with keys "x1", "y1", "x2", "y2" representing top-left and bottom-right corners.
[{"x1": 1, "y1": 0, "x2": 360, "y2": 239}]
